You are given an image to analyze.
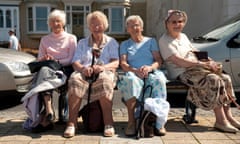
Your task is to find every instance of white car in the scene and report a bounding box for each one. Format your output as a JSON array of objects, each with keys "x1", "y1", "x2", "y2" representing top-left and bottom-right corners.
[
  {"x1": 0, "y1": 48, "x2": 36, "y2": 95},
  {"x1": 192, "y1": 16, "x2": 240, "y2": 92}
]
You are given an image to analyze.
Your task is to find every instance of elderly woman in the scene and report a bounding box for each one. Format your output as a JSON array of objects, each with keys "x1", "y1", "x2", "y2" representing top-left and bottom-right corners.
[
  {"x1": 118, "y1": 15, "x2": 169, "y2": 137},
  {"x1": 63, "y1": 11, "x2": 119, "y2": 138},
  {"x1": 159, "y1": 10, "x2": 240, "y2": 133},
  {"x1": 35, "y1": 9, "x2": 77, "y2": 131}
]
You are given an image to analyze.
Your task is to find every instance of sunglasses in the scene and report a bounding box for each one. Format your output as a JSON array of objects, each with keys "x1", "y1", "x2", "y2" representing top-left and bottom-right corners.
[{"x1": 168, "y1": 20, "x2": 184, "y2": 24}]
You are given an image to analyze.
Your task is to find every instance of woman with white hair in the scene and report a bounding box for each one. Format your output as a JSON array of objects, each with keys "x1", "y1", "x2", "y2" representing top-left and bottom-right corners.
[
  {"x1": 63, "y1": 11, "x2": 119, "y2": 138},
  {"x1": 33, "y1": 9, "x2": 77, "y2": 132},
  {"x1": 118, "y1": 15, "x2": 169, "y2": 137}
]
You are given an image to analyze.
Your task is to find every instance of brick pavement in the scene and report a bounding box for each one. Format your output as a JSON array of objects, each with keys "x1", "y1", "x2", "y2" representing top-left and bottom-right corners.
[
  {"x1": 0, "y1": 106, "x2": 240, "y2": 144},
  {"x1": 0, "y1": 90, "x2": 240, "y2": 144}
]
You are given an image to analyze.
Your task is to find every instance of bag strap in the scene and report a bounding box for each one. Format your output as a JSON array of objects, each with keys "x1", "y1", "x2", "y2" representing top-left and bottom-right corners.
[{"x1": 136, "y1": 76, "x2": 154, "y2": 139}]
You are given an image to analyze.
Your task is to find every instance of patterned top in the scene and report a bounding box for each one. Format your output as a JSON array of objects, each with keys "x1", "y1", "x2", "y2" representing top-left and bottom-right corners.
[{"x1": 72, "y1": 34, "x2": 119, "y2": 66}]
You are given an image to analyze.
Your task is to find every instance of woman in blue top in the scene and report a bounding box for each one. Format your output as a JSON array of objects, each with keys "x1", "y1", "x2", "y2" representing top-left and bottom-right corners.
[{"x1": 118, "y1": 15, "x2": 169, "y2": 137}]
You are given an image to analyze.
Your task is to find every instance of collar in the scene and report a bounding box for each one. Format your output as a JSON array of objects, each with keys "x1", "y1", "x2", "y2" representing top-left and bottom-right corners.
[{"x1": 88, "y1": 34, "x2": 108, "y2": 49}]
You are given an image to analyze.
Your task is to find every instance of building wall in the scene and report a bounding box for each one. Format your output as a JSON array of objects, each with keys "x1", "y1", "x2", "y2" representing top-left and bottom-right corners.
[
  {"x1": 19, "y1": 0, "x2": 142, "y2": 48},
  {"x1": 17, "y1": 0, "x2": 240, "y2": 49},
  {"x1": 19, "y1": 0, "x2": 64, "y2": 49},
  {"x1": 128, "y1": 1, "x2": 146, "y2": 35},
  {"x1": 146, "y1": 0, "x2": 240, "y2": 41}
]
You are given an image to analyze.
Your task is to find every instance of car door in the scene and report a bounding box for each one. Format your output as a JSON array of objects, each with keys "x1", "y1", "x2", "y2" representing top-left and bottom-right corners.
[{"x1": 228, "y1": 32, "x2": 240, "y2": 90}]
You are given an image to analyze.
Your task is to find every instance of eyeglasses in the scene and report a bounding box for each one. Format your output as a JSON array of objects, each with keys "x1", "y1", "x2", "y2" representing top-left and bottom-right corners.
[
  {"x1": 168, "y1": 20, "x2": 184, "y2": 24},
  {"x1": 90, "y1": 23, "x2": 103, "y2": 28},
  {"x1": 127, "y1": 23, "x2": 141, "y2": 29},
  {"x1": 50, "y1": 19, "x2": 62, "y2": 23}
]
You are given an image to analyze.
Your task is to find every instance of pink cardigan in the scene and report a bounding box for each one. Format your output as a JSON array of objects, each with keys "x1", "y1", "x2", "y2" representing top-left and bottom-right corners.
[{"x1": 38, "y1": 31, "x2": 77, "y2": 66}]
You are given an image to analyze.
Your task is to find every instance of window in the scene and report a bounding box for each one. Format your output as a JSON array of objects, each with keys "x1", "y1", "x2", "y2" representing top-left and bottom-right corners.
[
  {"x1": 6, "y1": 10, "x2": 11, "y2": 28},
  {"x1": 104, "y1": 7, "x2": 129, "y2": 34},
  {"x1": 36, "y1": 7, "x2": 48, "y2": 31},
  {"x1": 0, "y1": 10, "x2": 3, "y2": 28},
  {"x1": 27, "y1": 5, "x2": 53, "y2": 33}
]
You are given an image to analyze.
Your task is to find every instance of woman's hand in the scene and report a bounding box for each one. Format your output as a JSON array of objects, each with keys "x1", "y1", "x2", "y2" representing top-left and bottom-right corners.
[
  {"x1": 92, "y1": 65, "x2": 105, "y2": 74},
  {"x1": 82, "y1": 66, "x2": 93, "y2": 77},
  {"x1": 39, "y1": 54, "x2": 55, "y2": 61},
  {"x1": 208, "y1": 61, "x2": 222, "y2": 73},
  {"x1": 135, "y1": 65, "x2": 152, "y2": 78},
  {"x1": 201, "y1": 60, "x2": 221, "y2": 73}
]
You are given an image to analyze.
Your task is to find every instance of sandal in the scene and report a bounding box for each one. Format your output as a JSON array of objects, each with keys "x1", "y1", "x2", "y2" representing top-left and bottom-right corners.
[
  {"x1": 104, "y1": 125, "x2": 115, "y2": 137},
  {"x1": 125, "y1": 122, "x2": 136, "y2": 136},
  {"x1": 63, "y1": 126, "x2": 75, "y2": 138}
]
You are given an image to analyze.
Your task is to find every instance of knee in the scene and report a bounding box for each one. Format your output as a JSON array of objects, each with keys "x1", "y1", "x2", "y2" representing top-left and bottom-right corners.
[{"x1": 100, "y1": 95, "x2": 113, "y2": 103}]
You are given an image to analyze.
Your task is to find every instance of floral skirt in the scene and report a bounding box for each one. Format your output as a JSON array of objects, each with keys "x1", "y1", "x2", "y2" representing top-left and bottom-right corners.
[
  {"x1": 179, "y1": 66, "x2": 236, "y2": 110},
  {"x1": 117, "y1": 70, "x2": 168, "y2": 101}
]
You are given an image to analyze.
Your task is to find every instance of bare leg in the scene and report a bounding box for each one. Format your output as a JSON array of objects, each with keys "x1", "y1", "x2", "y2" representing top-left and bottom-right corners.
[
  {"x1": 67, "y1": 94, "x2": 82, "y2": 128},
  {"x1": 213, "y1": 106, "x2": 228, "y2": 125},
  {"x1": 43, "y1": 94, "x2": 53, "y2": 116},
  {"x1": 99, "y1": 96, "x2": 113, "y2": 125},
  {"x1": 223, "y1": 104, "x2": 240, "y2": 129},
  {"x1": 63, "y1": 94, "x2": 81, "y2": 138},
  {"x1": 213, "y1": 105, "x2": 239, "y2": 132},
  {"x1": 125, "y1": 97, "x2": 136, "y2": 136},
  {"x1": 125, "y1": 97, "x2": 136, "y2": 125}
]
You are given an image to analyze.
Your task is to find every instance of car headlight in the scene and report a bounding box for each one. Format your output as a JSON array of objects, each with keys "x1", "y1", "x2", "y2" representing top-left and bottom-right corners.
[{"x1": 3, "y1": 61, "x2": 31, "y2": 77}]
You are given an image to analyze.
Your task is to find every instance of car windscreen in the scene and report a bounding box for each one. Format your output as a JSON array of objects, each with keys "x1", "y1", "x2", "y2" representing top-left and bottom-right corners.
[{"x1": 202, "y1": 20, "x2": 240, "y2": 40}]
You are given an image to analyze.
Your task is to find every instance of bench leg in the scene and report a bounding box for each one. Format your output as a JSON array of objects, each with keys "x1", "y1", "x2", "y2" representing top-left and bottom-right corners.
[
  {"x1": 56, "y1": 86, "x2": 69, "y2": 124},
  {"x1": 183, "y1": 100, "x2": 198, "y2": 124}
]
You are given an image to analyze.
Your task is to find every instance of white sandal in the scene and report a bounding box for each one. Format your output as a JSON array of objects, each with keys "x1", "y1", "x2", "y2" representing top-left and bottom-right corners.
[
  {"x1": 63, "y1": 126, "x2": 75, "y2": 138},
  {"x1": 104, "y1": 125, "x2": 115, "y2": 137}
]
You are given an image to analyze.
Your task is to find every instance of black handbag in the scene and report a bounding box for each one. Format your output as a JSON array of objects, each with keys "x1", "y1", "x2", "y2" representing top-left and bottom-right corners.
[
  {"x1": 28, "y1": 60, "x2": 62, "y2": 73},
  {"x1": 193, "y1": 51, "x2": 208, "y2": 61},
  {"x1": 78, "y1": 100, "x2": 104, "y2": 132}
]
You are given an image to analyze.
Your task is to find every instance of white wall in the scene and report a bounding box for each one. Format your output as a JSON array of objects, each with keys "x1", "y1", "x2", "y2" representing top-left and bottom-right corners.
[{"x1": 146, "y1": 0, "x2": 240, "y2": 40}]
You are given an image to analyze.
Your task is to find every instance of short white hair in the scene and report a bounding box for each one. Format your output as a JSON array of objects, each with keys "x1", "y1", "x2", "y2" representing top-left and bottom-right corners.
[
  {"x1": 47, "y1": 9, "x2": 66, "y2": 26},
  {"x1": 87, "y1": 11, "x2": 109, "y2": 31},
  {"x1": 125, "y1": 15, "x2": 144, "y2": 28}
]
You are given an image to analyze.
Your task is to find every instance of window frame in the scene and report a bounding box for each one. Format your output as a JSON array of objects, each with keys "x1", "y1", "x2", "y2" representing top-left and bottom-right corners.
[
  {"x1": 103, "y1": 6, "x2": 129, "y2": 34},
  {"x1": 26, "y1": 4, "x2": 55, "y2": 34}
]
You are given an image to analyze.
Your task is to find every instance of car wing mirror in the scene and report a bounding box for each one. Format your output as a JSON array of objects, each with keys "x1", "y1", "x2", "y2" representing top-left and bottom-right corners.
[{"x1": 233, "y1": 35, "x2": 240, "y2": 44}]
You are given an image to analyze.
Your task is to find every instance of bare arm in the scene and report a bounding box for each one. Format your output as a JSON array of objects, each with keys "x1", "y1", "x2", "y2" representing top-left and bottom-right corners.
[
  {"x1": 120, "y1": 54, "x2": 137, "y2": 73},
  {"x1": 167, "y1": 54, "x2": 199, "y2": 68},
  {"x1": 168, "y1": 54, "x2": 219, "y2": 72}
]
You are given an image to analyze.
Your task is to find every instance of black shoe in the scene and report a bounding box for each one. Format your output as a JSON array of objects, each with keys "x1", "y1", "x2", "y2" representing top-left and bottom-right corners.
[
  {"x1": 31, "y1": 123, "x2": 54, "y2": 133},
  {"x1": 182, "y1": 115, "x2": 199, "y2": 124},
  {"x1": 55, "y1": 120, "x2": 67, "y2": 125},
  {"x1": 46, "y1": 113, "x2": 55, "y2": 122}
]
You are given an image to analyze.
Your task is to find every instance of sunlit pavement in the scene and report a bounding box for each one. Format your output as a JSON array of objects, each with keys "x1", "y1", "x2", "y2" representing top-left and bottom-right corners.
[{"x1": 0, "y1": 91, "x2": 239, "y2": 144}]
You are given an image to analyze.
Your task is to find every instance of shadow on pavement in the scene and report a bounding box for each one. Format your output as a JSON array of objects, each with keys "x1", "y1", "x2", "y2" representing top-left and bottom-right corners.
[{"x1": 0, "y1": 94, "x2": 22, "y2": 110}]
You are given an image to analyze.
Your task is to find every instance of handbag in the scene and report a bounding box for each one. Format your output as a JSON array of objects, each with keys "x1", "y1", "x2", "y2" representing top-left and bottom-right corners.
[
  {"x1": 193, "y1": 51, "x2": 208, "y2": 61},
  {"x1": 78, "y1": 100, "x2": 104, "y2": 132},
  {"x1": 28, "y1": 60, "x2": 62, "y2": 73}
]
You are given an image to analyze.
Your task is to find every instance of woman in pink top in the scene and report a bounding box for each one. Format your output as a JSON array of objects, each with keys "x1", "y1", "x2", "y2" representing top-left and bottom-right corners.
[{"x1": 33, "y1": 9, "x2": 77, "y2": 133}]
